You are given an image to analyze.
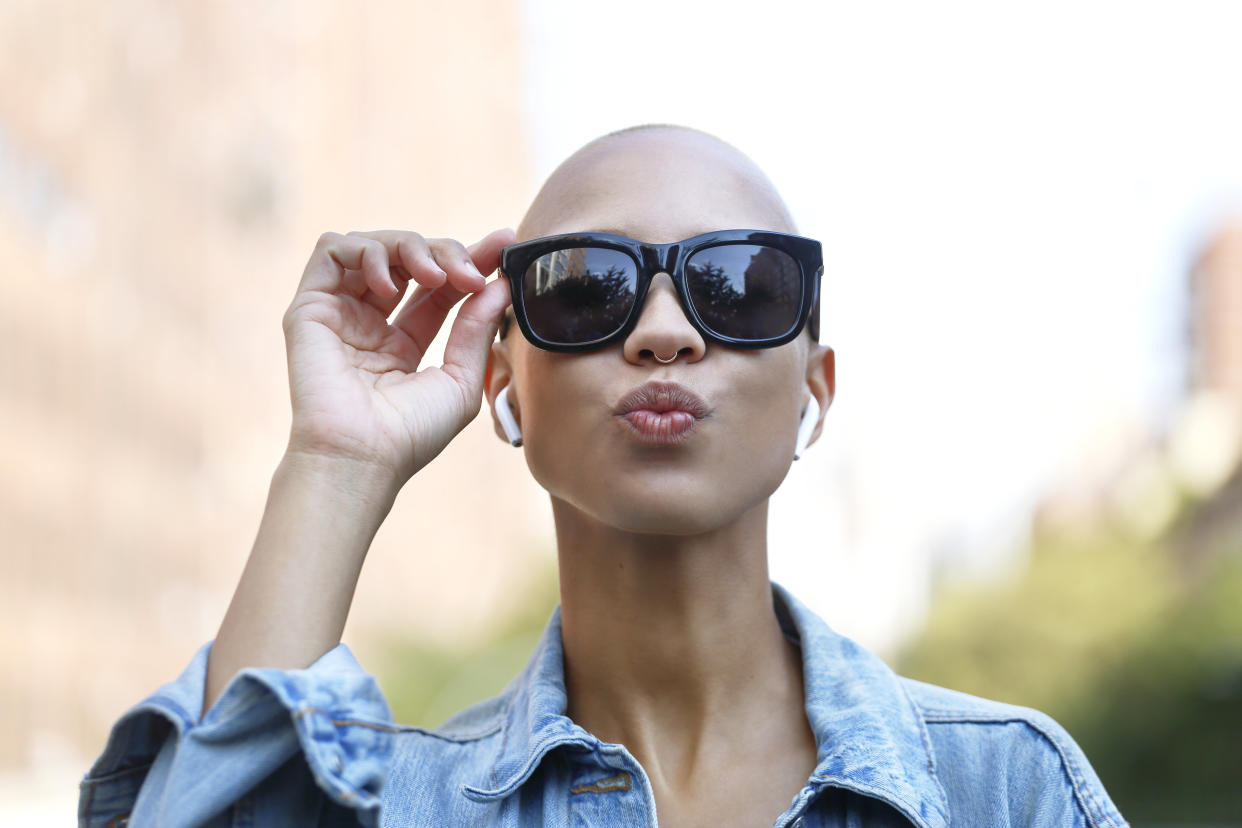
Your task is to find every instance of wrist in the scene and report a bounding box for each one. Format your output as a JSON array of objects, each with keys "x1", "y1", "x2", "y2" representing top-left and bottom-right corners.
[{"x1": 276, "y1": 447, "x2": 403, "y2": 515}]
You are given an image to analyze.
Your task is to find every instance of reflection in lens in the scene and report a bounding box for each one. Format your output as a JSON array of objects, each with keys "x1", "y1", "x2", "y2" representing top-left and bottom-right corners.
[
  {"x1": 685, "y1": 244, "x2": 801, "y2": 340},
  {"x1": 523, "y1": 247, "x2": 638, "y2": 344}
]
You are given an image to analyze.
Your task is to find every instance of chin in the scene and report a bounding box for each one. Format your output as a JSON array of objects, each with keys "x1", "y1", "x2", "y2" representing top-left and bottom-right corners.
[
  {"x1": 528, "y1": 432, "x2": 793, "y2": 535},
  {"x1": 557, "y1": 475, "x2": 780, "y2": 537},
  {"x1": 602, "y1": 501, "x2": 729, "y2": 536}
]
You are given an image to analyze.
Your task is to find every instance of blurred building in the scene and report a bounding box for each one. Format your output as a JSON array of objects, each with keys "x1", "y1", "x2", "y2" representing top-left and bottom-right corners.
[
  {"x1": 1034, "y1": 217, "x2": 1242, "y2": 543},
  {"x1": 1189, "y1": 219, "x2": 1242, "y2": 402},
  {"x1": 1173, "y1": 218, "x2": 1242, "y2": 566},
  {"x1": 0, "y1": 0, "x2": 551, "y2": 802}
]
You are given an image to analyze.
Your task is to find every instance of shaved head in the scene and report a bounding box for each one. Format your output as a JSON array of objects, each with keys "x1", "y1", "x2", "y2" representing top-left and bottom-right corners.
[
  {"x1": 516, "y1": 124, "x2": 797, "y2": 242},
  {"x1": 501, "y1": 124, "x2": 800, "y2": 339}
]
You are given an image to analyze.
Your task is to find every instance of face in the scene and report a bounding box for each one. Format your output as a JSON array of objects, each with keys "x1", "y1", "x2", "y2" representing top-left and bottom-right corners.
[{"x1": 489, "y1": 129, "x2": 834, "y2": 535}]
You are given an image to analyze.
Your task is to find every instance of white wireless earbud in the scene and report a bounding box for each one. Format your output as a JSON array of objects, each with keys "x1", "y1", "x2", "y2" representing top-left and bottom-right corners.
[
  {"x1": 793, "y1": 396, "x2": 820, "y2": 460},
  {"x1": 495, "y1": 385, "x2": 523, "y2": 447}
]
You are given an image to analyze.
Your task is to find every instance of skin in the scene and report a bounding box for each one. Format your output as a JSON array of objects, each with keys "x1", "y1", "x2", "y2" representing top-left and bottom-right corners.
[
  {"x1": 203, "y1": 124, "x2": 834, "y2": 827},
  {"x1": 486, "y1": 127, "x2": 837, "y2": 826}
]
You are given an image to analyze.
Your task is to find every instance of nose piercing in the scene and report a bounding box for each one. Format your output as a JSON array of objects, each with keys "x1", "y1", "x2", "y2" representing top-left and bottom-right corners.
[{"x1": 653, "y1": 352, "x2": 678, "y2": 364}]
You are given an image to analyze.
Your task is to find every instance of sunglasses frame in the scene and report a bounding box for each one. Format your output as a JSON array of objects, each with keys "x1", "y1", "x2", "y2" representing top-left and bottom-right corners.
[{"x1": 499, "y1": 229, "x2": 822, "y2": 353}]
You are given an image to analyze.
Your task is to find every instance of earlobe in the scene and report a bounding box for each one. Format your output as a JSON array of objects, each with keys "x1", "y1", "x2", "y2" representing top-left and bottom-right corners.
[
  {"x1": 795, "y1": 345, "x2": 834, "y2": 459},
  {"x1": 821, "y1": 346, "x2": 836, "y2": 409}
]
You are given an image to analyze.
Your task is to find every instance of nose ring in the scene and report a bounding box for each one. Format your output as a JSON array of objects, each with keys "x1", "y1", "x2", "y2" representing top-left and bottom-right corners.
[{"x1": 653, "y1": 352, "x2": 678, "y2": 364}]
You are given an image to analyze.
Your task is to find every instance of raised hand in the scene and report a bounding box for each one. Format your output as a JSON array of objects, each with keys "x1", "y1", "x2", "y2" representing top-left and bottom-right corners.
[{"x1": 281, "y1": 227, "x2": 517, "y2": 484}]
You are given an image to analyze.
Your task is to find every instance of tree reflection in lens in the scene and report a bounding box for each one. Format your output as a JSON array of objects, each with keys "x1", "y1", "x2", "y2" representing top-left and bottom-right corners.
[
  {"x1": 525, "y1": 248, "x2": 637, "y2": 343},
  {"x1": 686, "y1": 244, "x2": 799, "y2": 340}
]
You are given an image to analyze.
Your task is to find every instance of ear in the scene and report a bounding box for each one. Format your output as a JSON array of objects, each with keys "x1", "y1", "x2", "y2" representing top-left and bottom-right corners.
[
  {"x1": 485, "y1": 340, "x2": 520, "y2": 444},
  {"x1": 802, "y1": 344, "x2": 835, "y2": 451}
]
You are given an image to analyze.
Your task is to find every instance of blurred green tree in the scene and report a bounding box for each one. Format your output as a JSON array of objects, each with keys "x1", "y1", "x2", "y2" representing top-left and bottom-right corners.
[
  {"x1": 899, "y1": 471, "x2": 1242, "y2": 823},
  {"x1": 371, "y1": 557, "x2": 562, "y2": 730}
]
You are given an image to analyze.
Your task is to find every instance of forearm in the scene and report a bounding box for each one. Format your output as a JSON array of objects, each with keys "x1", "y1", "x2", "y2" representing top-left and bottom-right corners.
[{"x1": 203, "y1": 450, "x2": 400, "y2": 716}]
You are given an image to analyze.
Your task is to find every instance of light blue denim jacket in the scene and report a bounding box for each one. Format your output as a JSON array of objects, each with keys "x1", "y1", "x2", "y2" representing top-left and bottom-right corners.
[{"x1": 79, "y1": 581, "x2": 1127, "y2": 827}]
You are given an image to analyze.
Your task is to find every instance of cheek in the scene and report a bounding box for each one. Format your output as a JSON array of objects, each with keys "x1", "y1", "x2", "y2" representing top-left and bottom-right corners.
[
  {"x1": 715, "y1": 369, "x2": 804, "y2": 493},
  {"x1": 512, "y1": 361, "x2": 603, "y2": 500},
  {"x1": 521, "y1": 407, "x2": 581, "y2": 498}
]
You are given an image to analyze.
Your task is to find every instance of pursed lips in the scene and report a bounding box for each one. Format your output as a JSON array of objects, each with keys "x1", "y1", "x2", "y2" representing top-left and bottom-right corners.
[{"x1": 612, "y1": 381, "x2": 711, "y2": 445}]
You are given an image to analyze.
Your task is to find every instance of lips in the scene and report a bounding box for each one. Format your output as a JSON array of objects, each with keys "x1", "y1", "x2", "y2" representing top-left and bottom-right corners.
[{"x1": 613, "y1": 381, "x2": 711, "y2": 445}]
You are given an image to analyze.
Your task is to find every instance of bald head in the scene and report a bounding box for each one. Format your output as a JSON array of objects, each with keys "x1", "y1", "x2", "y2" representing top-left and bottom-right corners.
[
  {"x1": 500, "y1": 124, "x2": 801, "y2": 340},
  {"x1": 516, "y1": 124, "x2": 797, "y2": 242}
]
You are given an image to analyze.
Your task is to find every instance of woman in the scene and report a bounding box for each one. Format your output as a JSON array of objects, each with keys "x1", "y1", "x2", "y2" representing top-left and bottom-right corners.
[{"x1": 79, "y1": 124, "x2": 1127, "y2": 827}]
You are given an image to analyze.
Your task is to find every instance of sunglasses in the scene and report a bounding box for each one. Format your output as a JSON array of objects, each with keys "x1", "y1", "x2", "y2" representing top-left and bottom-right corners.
[{"x1": 498, "y1": 229, "x2": 822, "y2": 352}]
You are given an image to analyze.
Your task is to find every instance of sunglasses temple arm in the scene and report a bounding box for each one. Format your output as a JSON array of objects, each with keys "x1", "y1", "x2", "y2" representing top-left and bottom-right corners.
[{"x1": 809, "y1": 265, "x2": 823, "y2": 341}]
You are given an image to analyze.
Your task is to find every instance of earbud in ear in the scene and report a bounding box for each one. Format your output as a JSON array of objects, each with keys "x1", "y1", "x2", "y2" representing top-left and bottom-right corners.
[
  {"x1": 495, "y1": 385, "x2": 523, "y2": 447},
  {"x1": 793, "y1": 396, "x2": 820, "y2": 460}
]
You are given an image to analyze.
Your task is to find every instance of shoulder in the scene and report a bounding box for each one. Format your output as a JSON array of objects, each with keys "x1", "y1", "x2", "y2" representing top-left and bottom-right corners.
[{"x1": 899, "y1": 678, "x2": 1128, "y2": 828}]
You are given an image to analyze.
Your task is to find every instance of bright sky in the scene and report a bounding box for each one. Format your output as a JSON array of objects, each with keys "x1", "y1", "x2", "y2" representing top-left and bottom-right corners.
[{"x1": 519, "y1": 0, "x2": 1242, "y2": 649}]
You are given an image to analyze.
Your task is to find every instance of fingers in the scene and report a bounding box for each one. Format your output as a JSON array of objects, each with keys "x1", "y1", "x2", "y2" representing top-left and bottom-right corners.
[
  {"x1": 299, "y1": 228, "x2": 516, "y2": 297},
  {"x1": 439, "y1": 276, "x2": 513, "y2": 397},
  {"x1": 394, "y1": 240, "x2": 444, "y2": 297},
  {"x1": 291, "y1": 227, "x2": 518, "y2": 369},
  {"x1": 465, "y1": 227, "x2": 518, "y2": 279},
  {"x1": 422, "y1": 236, "x2": 486, "y2": 292},
  {"x1": 389, "y1": 281, "x2": 470, "y2": 357},
  {"x1": 387, "y1": 227, "x2": 517, "y2": 343},
  {"x1": 357, "y1": 230, "x2": 491, "y2": 294},
  {"x1": 293, "y1": 230, "x2": 453, "y2": 301},
  {"x1": 351, "y1": 262, "x2": 426, "y2": 318},
  {"x1": 296, "y1": 232, "x2": 402, "y2": 299},
  {"x1": 375, "y1": 227, "x2": 517, "y2": 296},
  {"x1": 336, "y1": 233, "x2": 402, "y2": 298}
]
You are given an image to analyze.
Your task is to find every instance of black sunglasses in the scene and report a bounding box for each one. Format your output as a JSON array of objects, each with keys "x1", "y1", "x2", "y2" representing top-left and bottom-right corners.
[{"x1": 498, "y1": 229, "x2": 822, "y2": 352}]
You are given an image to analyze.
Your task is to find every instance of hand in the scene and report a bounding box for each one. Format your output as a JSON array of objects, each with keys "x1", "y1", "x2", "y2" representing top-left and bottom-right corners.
[{"x1": 280, "y1": 227, "x2": 517, "y2": 485}]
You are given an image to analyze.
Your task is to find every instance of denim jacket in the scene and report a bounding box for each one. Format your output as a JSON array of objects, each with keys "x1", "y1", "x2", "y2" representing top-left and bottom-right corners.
[{"x1": 79, "y1": 581, "x2": 1128, "y2": 827}]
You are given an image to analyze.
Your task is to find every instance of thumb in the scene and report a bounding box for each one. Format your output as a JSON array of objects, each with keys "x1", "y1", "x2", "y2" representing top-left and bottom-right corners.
[{"x1": 440, "y1": 276, "x2": 513, "y2": 398}]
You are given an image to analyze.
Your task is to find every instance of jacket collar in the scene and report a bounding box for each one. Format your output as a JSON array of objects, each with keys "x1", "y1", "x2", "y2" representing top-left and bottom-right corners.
[
  {"x1": 459, "y1": 606, "x2": 598, "y2": 803},
  {"x1": 461, "y1": 581, "x2": 949, "y2": 828},
  {"x1": 772, "y1": 582, "x2": 950, "y2": 827}
]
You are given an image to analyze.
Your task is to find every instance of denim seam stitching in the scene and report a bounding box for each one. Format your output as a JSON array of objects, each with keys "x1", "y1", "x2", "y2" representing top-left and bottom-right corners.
[
  {"x1": 80, "y1": 762, "x2": 152, "y2": 785},
  {"x1": 289, "y1": 708, "x2": 501, "y2": 744},
  {"x1": 81, "y1": 777, "x2": 96, "y2": 821},
  {"x1": 923, "y1": 713, "x2": 1111, "y2": 827},
  {"x1": 85, "y1": 701, "x2": 181, "y2": 786},
  {"x1": 920, "y1": 712, "x2": 1121, "y2": 828},
  {"x1": 294, "y1": 706, "x2": 503, "y2": 742},
  {"x1": 291, "y1": 707, "x2": 406, "y2": 733},
  {"x1": 400, "y1": 720, "x2": 504, "y2": 742},
  {"x1": 465, "y1": 736, "x2": 599, "y2": 800},
  {"x1": 492, "y1": 698, "x2": 517, "y2": 789},
  {"x1": 898, "y1": 683, "x2": 952, "y2": 820}
]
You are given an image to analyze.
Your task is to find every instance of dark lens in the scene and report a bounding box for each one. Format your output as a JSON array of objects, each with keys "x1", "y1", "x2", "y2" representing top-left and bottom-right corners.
[
  {"x1": 522, "y1": 247, "x2": 638, "y2": 345},
  {"x1": 685, "y1": 244, "x2": 802, "y2": 340}
]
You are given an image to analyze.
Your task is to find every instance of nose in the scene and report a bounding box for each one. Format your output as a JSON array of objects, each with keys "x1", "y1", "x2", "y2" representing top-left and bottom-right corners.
[{"x1": 622, "y1": 273, "x2": 707, "y2": 365}]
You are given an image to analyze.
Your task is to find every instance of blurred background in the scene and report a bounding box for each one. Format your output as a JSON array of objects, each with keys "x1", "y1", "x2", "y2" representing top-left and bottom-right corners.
[{"x1": 2, "y1": 0, "x2": 1240, "y2": 824}]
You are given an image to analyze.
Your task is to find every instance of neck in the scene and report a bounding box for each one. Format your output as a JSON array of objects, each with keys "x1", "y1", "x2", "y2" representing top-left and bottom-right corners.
[{"x1": 554, "y1": 495, "x2": 810, "y2": 786}]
